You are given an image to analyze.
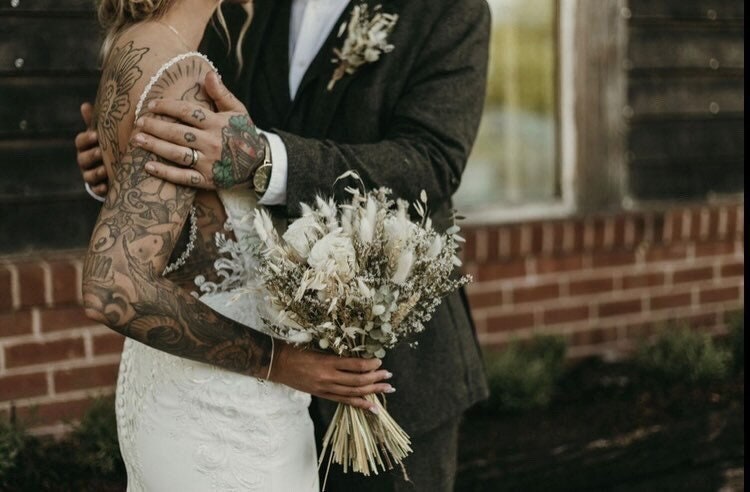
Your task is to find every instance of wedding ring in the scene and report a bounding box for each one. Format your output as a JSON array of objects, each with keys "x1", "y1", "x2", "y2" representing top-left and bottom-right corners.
[{"x1": 189, "y1": 148, "x2": 199, "y2": 168}]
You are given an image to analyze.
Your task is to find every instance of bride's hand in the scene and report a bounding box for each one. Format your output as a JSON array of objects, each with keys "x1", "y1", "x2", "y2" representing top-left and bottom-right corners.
[
  {"x1": 132, "y1": 72, "x2": 265, "y2": 190},
  {"x1": 270, "y1": 343, "x2": 395, "y2": 414}
]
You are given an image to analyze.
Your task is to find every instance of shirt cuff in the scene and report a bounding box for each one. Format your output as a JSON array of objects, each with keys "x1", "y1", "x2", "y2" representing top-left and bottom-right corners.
[
  {"x1": 85, "y1": 182, "x2": 106, "y2": 203},
  {"x1": 257, "y1": 130, "x2": 288, "y2": 206}
]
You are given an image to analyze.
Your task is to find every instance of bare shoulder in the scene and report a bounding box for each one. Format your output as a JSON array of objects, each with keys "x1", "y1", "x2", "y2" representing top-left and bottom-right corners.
[{"x1": 94, "y1": 25, "x2": 216, "y2": 162}]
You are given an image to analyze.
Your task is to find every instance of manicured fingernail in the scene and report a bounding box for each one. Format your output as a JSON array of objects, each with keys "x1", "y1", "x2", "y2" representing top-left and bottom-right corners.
[
  {"x1": 135, "y1": 118, "x2": 144, "y2": 127},
  {"x1": 147, "y1": 101, "x2": 156, "y2": 109},
  {"x1": 134, "y1": 133, "x2": 145, "y2": 144},
  {"x1": 386, "y1": 386, "x2": 396, "y2": 394},
  {"x1": 145, "y1": 163, "x2": 155, "y2": 172},
  {"x1": 369, "y1": 406, "x2": 380, "y2": 415},
  {"x1": 385, "y1": 372, "x2": 393, "y2": 379}
]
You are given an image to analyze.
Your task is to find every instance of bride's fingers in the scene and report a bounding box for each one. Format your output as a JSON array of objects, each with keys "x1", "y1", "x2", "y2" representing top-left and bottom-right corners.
[
  {"x1": 328, "y1": 383, "x2": 395, "y2": 398},
  {"x1": 144, "y1": 161, "x2": 209, "y2": 189},
  {"x1": 333, "y1": 357, "x2": 383, "y2": 373},
  {"x1": 146, "y1": 99, "x2": 215, "y2": 128},
  {"x1": 320, "y1": 394, "x2": 379, "y2": 414},
  {"x1": 334, "y1": 369, "x2": 393, "y2": 387},
  {"x1": 132, "y1": 132, "x2": 202, "y2": 168}
]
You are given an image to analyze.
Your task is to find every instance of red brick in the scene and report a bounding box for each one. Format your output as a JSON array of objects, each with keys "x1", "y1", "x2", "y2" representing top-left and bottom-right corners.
[
  {"x1": 645, "y1": 244, "x2": 689, "y2": 263},
  {"x1": 16, "y1": 397, "x2": 96, "y2": 427},
  {"x1": 92, "y1": 332, "x2": 125, "y2": 355},
  {"x1": 49, "y1": 261, "x2": 79, "y2": 306},
  {"x1": 569, "y1": 277, "x2": 614, "y2": 296},
  {"x1": 591, "y1": 251, "x2": 636, "y2": 268},
  {"x1": 486, "y1": 312, "x2": 535, "y2": 333},
  {"x1": 651, "y1": 292, "x2": 692, "y2": 311},
  {"x1": 508, "y1": 226, "x2": 523, "y2": 256},
  {"x1": 707, "y1": 209, "x2": 721, "y2": 238},
  {"x1": 673, "y1": 266, "x2": 715, "y2": 284},
  {"x1": 54, "y1": 363, "x2": 119, "y2": 394},
  {"x1": 652, "y1": 214, "x2": 667, "y2": 244},
  {"x1": 536, "y1": 255, "x2": 584, "y2": 274},
  {"x1": 550, "y1": 223, "x2": 565, "y2": 254},
  {"x1": 4, "y1": 337, "x2": 86, "y2": 368},
  {"x1": 0, "y1": 372, "x2": 48, "y2": 400},
  {"x1": 720, "y1": 262, "x2": 744, "y2": 278},
  {"x1": 613, "y1": 217, "x2": 628, "y2": 246},
  {"x1": 543, "y1": 306, "x2": 590, "y2": 325},
  {"x1": 631, "y1": 215, "x2": 648, "y2": 245},
  {"x1": 0, "y1": 310, "x2": 33, "y2": 338},
  {"x1": 695, "y1": 241, "x2": 736, "y2": 258},
  {"x1": 476, "y1": 261, "x2": 526, "y2": 282},
  {"x1": 16, "y1": 263, "x2": 45, "y2": 308},
  {"x1": 40, "y1": 305, "x2": 92, "y2": 332},
  {"x1": 572, "y1": 221, "x2": 586, "y2": 251},
  {"x1": 461, "y1": 229, "x2": 477, "y2": 262},
  {"x1": 530, "y1": 224, "x2": 544, "y2": 254},
  {"x1": 592, "y1": 219, "x2": 606, "y2": 249},
  {"x1": 572, "y1": 327, "x2": 618, "y2": 346},
  {"x1": 599, "y1": 299, "x2": 642, "y2": 318},
  {"x1": 0, "y1": 267, "x2": 12, "y2": 312},
  {"x1": 726, "y1": 206, "x2": 740, "y2": 238},
  {"x1": 622, "y1": 272, "x2": 666, "y2": 290},
  {"x1": 511, "y1": 283, "x2": 560, "y2": 304},
  {"x1": 485, "y1": 228, "x2": 500, "y2": 261},
  {"x1": 699, "y1": 286, "x2": 741, "y2": 305},
  {"x1": 688, "y1": 209, "x2": 704, "y2": 240},
  {"x1": 667, "y1": 211, "x2": 685, "y2": 240},
  {"x1": 626, "y1": 322, "x2": 659, "y2": 340}
]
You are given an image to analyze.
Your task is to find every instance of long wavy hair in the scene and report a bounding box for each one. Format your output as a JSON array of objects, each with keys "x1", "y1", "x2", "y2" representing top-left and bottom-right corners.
[{"x1": 96, "y1": 0, "x2": 253, "y2": 72}]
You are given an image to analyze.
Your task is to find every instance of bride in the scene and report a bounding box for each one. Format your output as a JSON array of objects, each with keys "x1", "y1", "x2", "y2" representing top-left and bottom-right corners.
[{"x1": 81, "y1": 0, "x2": 394, "y2": 490}]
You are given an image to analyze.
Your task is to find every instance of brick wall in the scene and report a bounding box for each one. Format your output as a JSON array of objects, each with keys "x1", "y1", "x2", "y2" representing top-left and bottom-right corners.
[{"x1": 0, "y1": 200, "x2": 744, "y2": 435}]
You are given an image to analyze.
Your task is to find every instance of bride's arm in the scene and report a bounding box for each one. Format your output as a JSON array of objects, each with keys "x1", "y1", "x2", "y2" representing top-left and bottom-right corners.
[{"x1": 83, "y1": 53, "x2": 391, "y2": 408}]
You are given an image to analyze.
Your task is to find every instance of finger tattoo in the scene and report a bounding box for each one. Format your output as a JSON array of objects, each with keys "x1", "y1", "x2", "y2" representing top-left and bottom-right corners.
[
  {"x1": 190, "y1": 175, "x2": 201, "y2": 185},
  {"x1": 192, "y1": 109, "x2": 206, "y2": 122},
  {"x1": 183, "y1": 152, "x2": 193, "y2": 164},
  {"x1": 184, "y1": 132, "x2": 197, "y2": 143}
]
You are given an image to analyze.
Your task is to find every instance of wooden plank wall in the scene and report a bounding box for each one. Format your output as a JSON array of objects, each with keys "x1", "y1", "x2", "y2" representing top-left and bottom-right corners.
[
  {"x1": 625, "y1": 0, "x2": 745, "y2": 200},
  {"x1": 0, "y1": 0, "x2": 100, "y2": 254}
]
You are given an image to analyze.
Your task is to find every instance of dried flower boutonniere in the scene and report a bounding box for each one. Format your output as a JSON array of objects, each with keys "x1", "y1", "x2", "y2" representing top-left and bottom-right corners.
[{"x1": 327, "y1": 4, "x2": 399, "y2": 91}]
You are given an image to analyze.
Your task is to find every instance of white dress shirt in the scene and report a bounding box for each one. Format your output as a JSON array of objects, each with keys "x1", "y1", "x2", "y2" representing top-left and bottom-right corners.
[
  {"x1": 86, "y1": 0, "x2": 351, "y2": 205},
  {"x1": 259, "y1": 0, "x2": 350, "y2": 206}
]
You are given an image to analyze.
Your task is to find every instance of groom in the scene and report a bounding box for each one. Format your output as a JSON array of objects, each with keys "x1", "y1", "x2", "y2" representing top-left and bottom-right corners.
[{"x1": 76, "y1": 0, "x2": 490, "y2": 489}]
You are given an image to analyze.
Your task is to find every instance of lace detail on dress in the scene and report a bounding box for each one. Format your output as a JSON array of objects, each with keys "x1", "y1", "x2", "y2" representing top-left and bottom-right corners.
[{"x1": 116, "y1": 58, "x2": 318, "y2": 491}]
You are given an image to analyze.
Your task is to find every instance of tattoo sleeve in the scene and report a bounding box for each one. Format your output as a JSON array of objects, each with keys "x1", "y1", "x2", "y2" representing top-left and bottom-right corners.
[{"x1": 84, "y1": 51, "x2": 272, "y2": 378}]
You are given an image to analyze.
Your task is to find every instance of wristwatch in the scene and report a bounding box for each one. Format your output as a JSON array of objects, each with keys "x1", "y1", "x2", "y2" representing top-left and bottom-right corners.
[{"x1": 253, "y1": 134, "x2": 273, "y2": 197}]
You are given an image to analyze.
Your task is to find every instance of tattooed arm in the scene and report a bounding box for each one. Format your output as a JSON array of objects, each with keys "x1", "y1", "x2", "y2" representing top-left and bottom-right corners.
[{"x1": 83, "y1": 44, "x2": 392, "y2": 405}]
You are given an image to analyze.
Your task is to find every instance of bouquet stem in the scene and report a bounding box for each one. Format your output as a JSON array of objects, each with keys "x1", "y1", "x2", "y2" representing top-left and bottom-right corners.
[{"x1": 319, "y1": 394, "x2": 412, "y2": 485}]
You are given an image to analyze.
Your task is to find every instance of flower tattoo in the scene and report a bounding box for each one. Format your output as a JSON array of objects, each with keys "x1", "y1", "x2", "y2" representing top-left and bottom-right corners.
[{"x1": 94, "y1": 41, "x2": 149, "y2": 158}]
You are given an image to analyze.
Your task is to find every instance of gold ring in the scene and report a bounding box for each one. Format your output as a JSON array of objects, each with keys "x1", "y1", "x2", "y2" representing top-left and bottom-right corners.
[{"x1": 189, "y1": 148, "x2": 199, "y2": 168}]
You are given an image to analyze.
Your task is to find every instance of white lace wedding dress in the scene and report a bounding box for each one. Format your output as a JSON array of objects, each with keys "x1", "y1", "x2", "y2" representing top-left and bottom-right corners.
[{"x1": 115, "y1": 53, "x2": 319, "y2": 492}]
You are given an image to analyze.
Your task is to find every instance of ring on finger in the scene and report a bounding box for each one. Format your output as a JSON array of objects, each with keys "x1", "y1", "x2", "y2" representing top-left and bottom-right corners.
[{"x1": 189, "y1": 148, "x2": 199, "y2": 168}]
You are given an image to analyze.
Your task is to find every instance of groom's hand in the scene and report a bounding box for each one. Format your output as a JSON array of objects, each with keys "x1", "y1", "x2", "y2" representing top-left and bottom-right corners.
[
  {"x1": 133, "y1": 72, "x2": 265, "y2": 190},
  {"x1": 271, "y1": 344, "x2": 395, "y2": 414},
  {"x1": 74, "y1": 102, "x2": 108, "y2": 196}
]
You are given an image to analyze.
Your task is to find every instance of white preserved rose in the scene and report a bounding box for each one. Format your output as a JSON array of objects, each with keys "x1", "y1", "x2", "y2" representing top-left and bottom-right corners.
[{"x1": 307, "y1": 232, "x2": 357, "y2": 281}]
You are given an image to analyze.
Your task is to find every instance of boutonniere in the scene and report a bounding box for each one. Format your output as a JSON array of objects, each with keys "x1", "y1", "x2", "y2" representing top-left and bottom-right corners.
[{"x1": 327, "y1": 3, "x2": 399, "y2": 91}]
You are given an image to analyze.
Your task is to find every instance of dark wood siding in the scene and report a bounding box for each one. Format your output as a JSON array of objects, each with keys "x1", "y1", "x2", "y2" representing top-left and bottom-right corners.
[
  {"x1": 0, "y1": 1, "x2": 101, "y2": 253},
  {"x1": 625, "y1": 0, "x2": 745, "y2": 200}
]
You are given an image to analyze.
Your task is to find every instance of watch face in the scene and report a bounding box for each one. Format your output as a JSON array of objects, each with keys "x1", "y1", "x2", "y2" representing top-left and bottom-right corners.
[{"x1": 253, "y1": 164, "x2": 272, "y2": 193}]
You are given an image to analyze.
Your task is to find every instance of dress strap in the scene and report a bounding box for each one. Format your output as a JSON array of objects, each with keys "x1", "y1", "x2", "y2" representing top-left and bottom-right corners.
[{"x1": 135, "y1": 51, "x2": 219, "y2": 119}]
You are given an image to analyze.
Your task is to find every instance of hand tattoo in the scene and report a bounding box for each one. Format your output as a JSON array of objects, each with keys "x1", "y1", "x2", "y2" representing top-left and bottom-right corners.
[
  {"x1": 192, "y1": 109, "x2": 206, "y2": 122},
  {"x1": 211, "y1": 114, "x2": 263, "y2": 189},
  {"x1": 184, "y1": 132, "x2": 197, "y2": 143}
]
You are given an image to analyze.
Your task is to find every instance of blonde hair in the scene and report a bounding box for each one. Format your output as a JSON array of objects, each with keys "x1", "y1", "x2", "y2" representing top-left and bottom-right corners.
[
  {"x1": 97, "y1": 0, "x2": 253, "y2": 74},
  {"x1": 97, "y1": 0, "x2": 177, "y2": 59}
]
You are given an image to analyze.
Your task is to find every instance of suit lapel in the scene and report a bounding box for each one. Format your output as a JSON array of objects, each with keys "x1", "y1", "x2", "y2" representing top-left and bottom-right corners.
[
  {"x1": 240, "y1": 0, "x2": 292, "y2": 115},
  {"x1": 288, "y1": 0, "x2": 400, "y2": 134}
]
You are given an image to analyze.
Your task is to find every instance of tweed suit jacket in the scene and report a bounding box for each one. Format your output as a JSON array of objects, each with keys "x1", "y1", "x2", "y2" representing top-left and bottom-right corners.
[{"x1": 204, "y1": 0, "x2": 491, "y2": 436}]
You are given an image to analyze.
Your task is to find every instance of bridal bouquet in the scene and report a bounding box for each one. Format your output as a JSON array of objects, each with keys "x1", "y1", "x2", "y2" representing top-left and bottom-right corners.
[{"x1": 246, "y1": 173, "x2": 471, "y2": 477}]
